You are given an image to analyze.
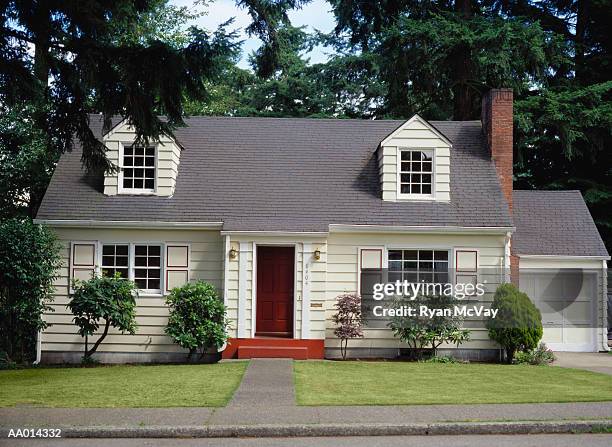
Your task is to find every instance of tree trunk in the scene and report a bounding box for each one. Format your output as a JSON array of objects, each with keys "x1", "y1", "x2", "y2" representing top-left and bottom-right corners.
[
  {"x1": 574, "y1": 0, "x2": 589, "y2": 83},
  {"x1": 505, "y1": 348, "x2": 515, "y2": 364},
  {"x1": 86, "y1": 320, "x2": 110, "y2": 358},
  {"x1": 32, "y1": 2, "x2": 51, "y2": 88},
  {"x1": 452, "y1": 0, "x2": 475, "y2": 120}
]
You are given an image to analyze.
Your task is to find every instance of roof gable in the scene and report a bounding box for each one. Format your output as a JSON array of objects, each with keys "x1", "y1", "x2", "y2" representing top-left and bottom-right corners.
[{"x1": 380, "y1": 114, "x2": 452, "y2": 148}]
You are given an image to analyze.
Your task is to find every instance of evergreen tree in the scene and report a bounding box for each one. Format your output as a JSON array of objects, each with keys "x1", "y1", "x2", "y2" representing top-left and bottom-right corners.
[{"x1": 0, "y1": 0, "x2": 239, "y2": 174}]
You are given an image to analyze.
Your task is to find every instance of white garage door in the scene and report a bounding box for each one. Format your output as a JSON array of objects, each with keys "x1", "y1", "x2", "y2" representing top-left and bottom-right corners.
[{"x1": 520, "y1": 269, "x2": 598, "y2": 352}]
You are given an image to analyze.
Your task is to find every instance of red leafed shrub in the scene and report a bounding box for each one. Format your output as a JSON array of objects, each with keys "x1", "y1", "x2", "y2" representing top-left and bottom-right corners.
[{"x1": 332, "y1": 293, "x2": 364, "y2": 359}]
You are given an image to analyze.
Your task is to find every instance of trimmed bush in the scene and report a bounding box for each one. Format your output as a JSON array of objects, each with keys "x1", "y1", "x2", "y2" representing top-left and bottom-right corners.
[
  {"x1": 486, "y1": 283, "x2": 543, "y2": 363},
  {"x1": 69, "y1": 273, "x2": 138, "y2": 361},
  {"x1": 165, "y1": 281, "x2": 228, "y2": 362}
]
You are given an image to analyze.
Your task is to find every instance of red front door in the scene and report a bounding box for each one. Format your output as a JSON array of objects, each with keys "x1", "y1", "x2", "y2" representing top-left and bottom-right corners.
[{"x1": 256, "y1": 246, "x2": 294, "y2": 337}]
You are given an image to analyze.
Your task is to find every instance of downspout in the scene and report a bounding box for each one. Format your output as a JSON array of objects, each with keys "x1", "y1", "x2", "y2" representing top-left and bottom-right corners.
[
  {"x1": 601, "y1": 260, "x2": 609, "y2": 352},
  {"x1": 33, "y1": 330, "x2": 42, "y2": 364},
  {"x1": 503, "y1": 232, "x2": 512, "y2": 283},
  {"x1": 219, "y1": 234, "x2": 231, "y2": 353}
]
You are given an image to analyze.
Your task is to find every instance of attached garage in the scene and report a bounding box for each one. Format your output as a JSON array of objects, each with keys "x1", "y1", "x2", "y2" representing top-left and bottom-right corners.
[
  {"x1": 519, "y1": 257, "x2": 603, "y2": 352},
  {"x1": 513, "y1": 191, "x2": 609, "y2": 352}
]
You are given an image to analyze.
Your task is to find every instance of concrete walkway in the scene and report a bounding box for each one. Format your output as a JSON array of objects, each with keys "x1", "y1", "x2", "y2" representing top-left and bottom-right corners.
[
  {"x1": 228, "y1": 359, "x2": 295, "y2": 407},
  {"x1": 553, "y1": 352, "x2": 612, "y2": 375}
]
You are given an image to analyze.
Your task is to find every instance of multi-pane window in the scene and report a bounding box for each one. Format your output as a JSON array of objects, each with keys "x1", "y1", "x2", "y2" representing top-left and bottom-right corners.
[
  {"x1": 101, "y1": 244, "x2": 129, "y2": 278},
  {"x1": 134, "y1": 245, "x2": 161, "y2": 291},
  {"x1": 122, "y1": 146, "x2": 156, "y2": 190},
  {"x1": 388, "y1": 249, "x2": 449, "y2": 284},
  {"x1": 399, "y1": 149, "x2": 433, "y2": 195}
]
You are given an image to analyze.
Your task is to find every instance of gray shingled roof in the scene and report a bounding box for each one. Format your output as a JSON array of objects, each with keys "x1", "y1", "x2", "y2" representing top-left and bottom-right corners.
[
  {"x1": 37, "y1": 116, "x2": 514, "y2": 231},
  {"x1": 513, "y1": 190, "x2": 609, "y2": 257}
]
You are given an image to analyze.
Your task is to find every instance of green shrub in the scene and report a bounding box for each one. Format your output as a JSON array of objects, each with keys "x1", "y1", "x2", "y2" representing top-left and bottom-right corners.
[
  {"x1": 486, "y1": 283, "x2": 543, "y2": 363},
  {"x1": 165, "y1": 281, "x2": 228, "y2": 361},
  {"x1": 513, "y1": 343, "x2": 556, "y2": 365},
  {"x1": 389, "y1": 294, "x2": 470, "y2": 360},
  {"x1": 0, "y1": 218, "x2": 61, "y2": 364},
  {"x1": 422, "y1": 354, "x2": 458, "y2": 364},
  {"x1": 68, "y1": 273, "x2": 138, "y2": 361},
  {"x1": 0, "y1": 350, "x2": 18, "y2": 369}
]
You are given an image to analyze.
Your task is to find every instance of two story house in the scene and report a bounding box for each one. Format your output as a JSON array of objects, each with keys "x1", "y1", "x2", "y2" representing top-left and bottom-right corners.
[{"x1": 35, "y1": 89, "x2": 609, "y2": 362}]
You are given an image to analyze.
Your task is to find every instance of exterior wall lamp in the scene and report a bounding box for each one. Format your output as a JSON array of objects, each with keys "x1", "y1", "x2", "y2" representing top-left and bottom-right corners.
[
  {"x1": 229, "y1": 247, "x2": 238, "y2": 260},
  {"x1": 313, "y1": 249, "x2": 321, "y2": 261}
]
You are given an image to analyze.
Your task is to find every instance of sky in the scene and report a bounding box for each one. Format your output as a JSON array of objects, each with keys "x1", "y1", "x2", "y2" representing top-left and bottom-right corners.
[{"x1": 170, "y1": 0, "x2": 336, "y2": 69}]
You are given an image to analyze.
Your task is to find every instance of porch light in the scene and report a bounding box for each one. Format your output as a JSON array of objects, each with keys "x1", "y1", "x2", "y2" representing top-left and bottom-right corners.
[
  {"x1": 313, "y1": 249, "x2": 321, "y2": 261},
  {"x1": 229, "y1": 247, "x2": 238, "y2": 260}
]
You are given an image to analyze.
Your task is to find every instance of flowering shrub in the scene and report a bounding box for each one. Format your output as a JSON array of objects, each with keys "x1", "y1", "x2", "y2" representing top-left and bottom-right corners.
[
  {"x1": 513, "y1": 343, "x2": 556, "y2": 365},
  {"x1": 332, "y1": 293, "x2": 364, "y2": 359},
  {"x1": 388, "y1": 294, "x2": 470, "y2": 360}
]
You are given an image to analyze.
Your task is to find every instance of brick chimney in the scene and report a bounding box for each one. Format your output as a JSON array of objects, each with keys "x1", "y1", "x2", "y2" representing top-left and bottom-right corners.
[{"x1": 481, "y1": 88, "x2": 513, "y2": 212}]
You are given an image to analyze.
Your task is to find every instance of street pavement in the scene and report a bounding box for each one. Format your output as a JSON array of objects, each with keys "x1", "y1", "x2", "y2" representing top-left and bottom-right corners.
[{"x1": 2, "y1": 434, "x2": 612, "y2": 447}]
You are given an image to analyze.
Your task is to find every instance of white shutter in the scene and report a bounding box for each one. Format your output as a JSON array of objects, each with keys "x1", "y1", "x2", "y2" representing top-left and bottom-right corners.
[
  {"x1": 165, "y1": 244, "x2": 190, "y2": 292},
  {"x1": 70, "y1": 242, "x2": 97, "y2": 291},
  {"x1": 454, "y1": 249, "x2": 478, "y2": 287},
  {"x1": 358, "y1": 247, "x2": 384, "y2": 297}
]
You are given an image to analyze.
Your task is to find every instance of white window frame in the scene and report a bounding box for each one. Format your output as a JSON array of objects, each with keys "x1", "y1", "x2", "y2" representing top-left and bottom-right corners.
[
  {"x1": 117, "y1": 142, "x2": 158, "y2": 195},
  {"x1": 100, "y1": 243, "x2": 130, "y2": 279},
  {"x1": 131, "y1": 243, "x2": 164, "y2": 295},
  {"x1": 396, "y1": 147, "x2": 435, "y2": 200},
  {"x1": 387, "y1": 248, "x2": 451, "y2": 284},
  {"x1": 97, "y1": 241, "x2": 165, "y2": 296}
]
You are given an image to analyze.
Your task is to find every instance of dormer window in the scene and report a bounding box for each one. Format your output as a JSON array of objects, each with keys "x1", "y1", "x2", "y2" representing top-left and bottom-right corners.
[
  {"x1": 398, "y1": 148, "x2": 434, "y2": 198},
  {"x1": 120, "y1": 145, "x2": 156, "y2": 193}
]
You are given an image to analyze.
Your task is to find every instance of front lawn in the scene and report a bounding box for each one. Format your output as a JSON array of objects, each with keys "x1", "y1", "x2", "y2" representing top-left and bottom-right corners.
[
  {"x1": 294, "y1": 361, "x2": 612, "y2": 406},
  {"x1": 0, "y1": 362, "x2": 248, "y2": 407}
]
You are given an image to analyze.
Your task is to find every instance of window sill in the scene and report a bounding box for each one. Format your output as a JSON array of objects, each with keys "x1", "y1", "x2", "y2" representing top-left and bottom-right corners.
[
  {"x1": 396, "y1": 194, "x2": 436, "y2": 201},
  {"x1": 117, "y1": 190, "x2": 157, "y2": 196},
  {"x1": 138, "y1": 292, "x2": 164, "y2": 298}
]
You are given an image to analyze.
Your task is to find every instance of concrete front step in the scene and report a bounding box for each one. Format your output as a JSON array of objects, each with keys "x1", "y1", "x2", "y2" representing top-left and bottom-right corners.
[{"x1": 237, "y1": 346, "x2": 308, "y2": 360}]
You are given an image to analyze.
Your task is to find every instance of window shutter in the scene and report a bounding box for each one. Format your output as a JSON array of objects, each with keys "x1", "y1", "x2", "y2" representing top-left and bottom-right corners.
[
  {"x1": 165, "y1": 244, "x2": 190, "y2": 292},
  {"x1": 359, "y1": 248, "x2": 383, "y2": 294},
  {"x1": 455, "y1": 249, "x2": 478, "y2": 288},
  {"x1": 71, "y1": 242, "x2": 97, "y2": 289}
]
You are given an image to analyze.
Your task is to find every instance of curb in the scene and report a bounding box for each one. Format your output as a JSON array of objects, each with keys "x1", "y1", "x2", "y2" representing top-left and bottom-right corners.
[{"x1": 2, "y1": 420, "x2": 611, "y2": 438}]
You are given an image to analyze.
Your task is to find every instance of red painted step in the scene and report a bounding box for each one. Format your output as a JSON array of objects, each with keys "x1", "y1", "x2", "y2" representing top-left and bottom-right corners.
[
  {"x1": 223, "y1": 338, "x2": 325, "y2": 359},
  {"x1": 237, "y1": 346, "x2": 308, "y2": 360}
]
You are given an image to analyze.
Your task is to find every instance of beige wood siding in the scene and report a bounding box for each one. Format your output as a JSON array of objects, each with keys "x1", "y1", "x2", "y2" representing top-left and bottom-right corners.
[
  {"x1": 103, "y1": 121, "x2": 181, "y2": 197},
  {"x1": 325, "y1": 232, "x2": 507, "y2": 352},
  {"x1": 42, "y1": 228, "x2": 223, "y2": 355},
  {"x1": 379, "y1": 116, "x2": 451, "y2": 202}
]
